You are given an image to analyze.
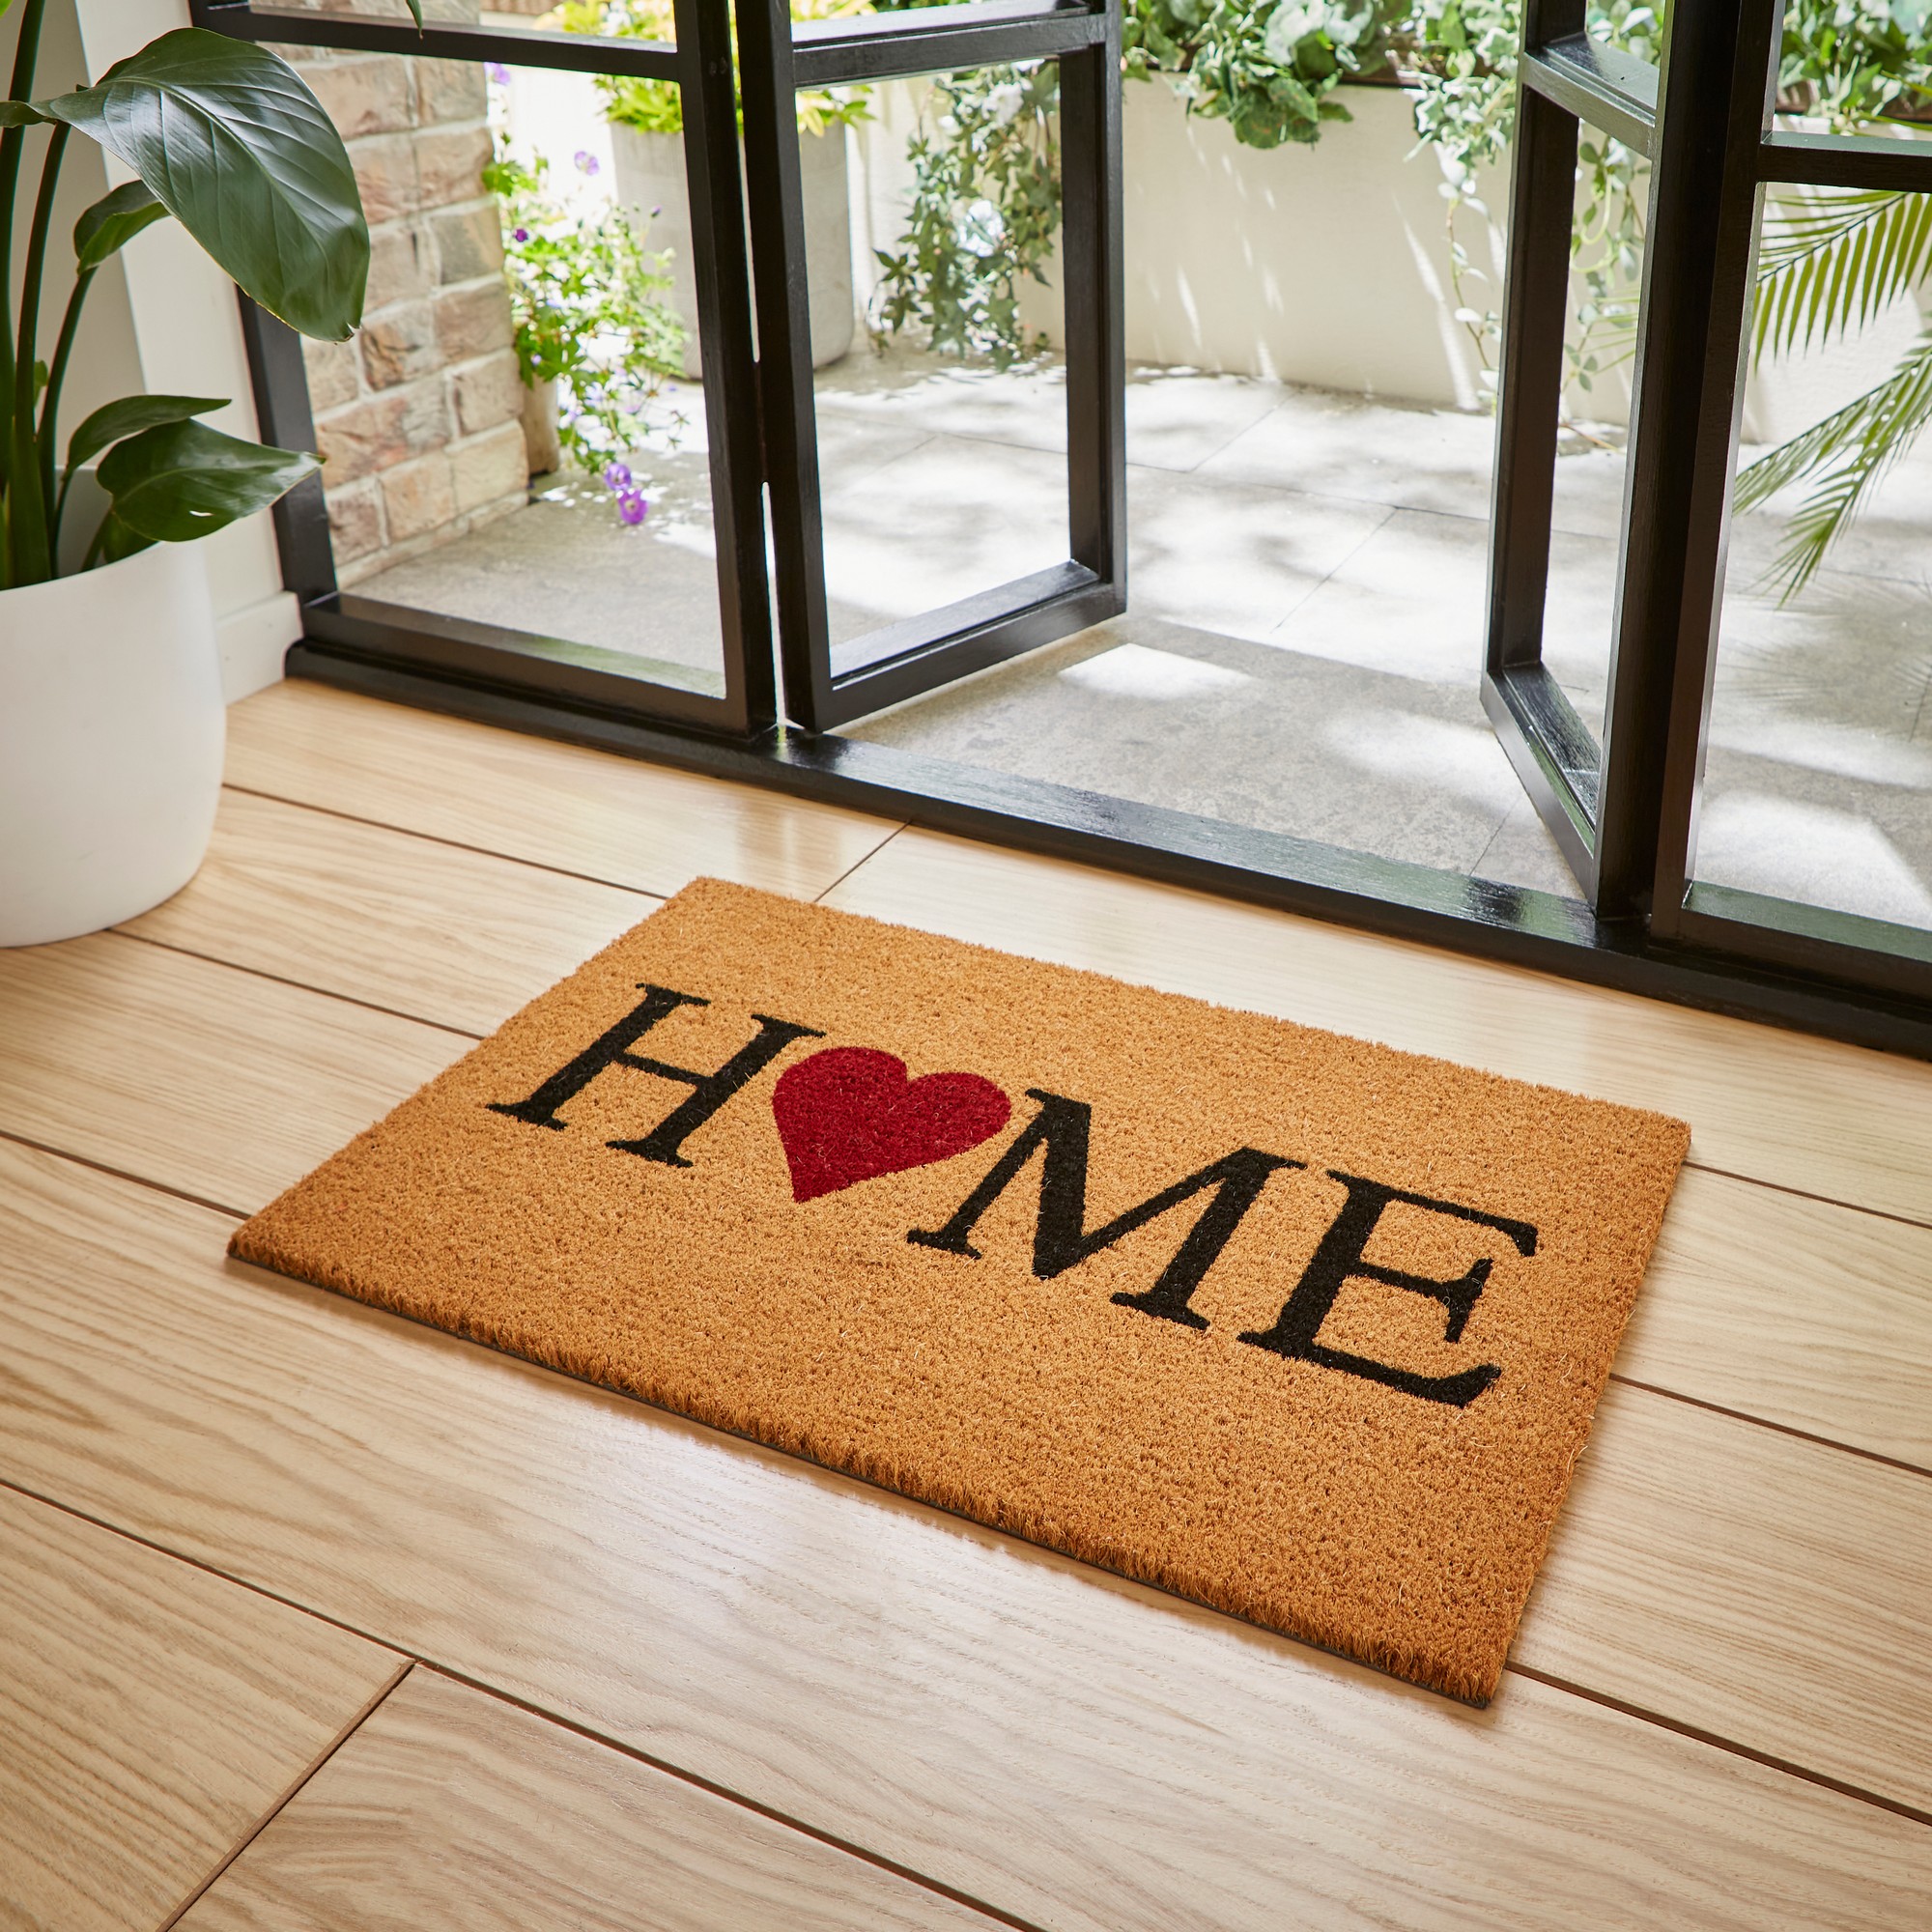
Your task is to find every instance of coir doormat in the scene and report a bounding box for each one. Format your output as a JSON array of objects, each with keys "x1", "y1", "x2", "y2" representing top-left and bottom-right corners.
[{"x1": 233, "y1": 878, "x2": 1689, "y2": 1701}]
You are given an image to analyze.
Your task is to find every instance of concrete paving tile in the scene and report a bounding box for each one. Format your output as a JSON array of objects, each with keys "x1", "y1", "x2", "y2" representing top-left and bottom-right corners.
[
  {"x1": 1127, "y1": 469, "x2": 1392, "y2": 642},
  {"x1": 813, "y1": 346, "x2": 1291, "y2": 471},
  {"x1": 1468, "y1": 792, "x2": 1590, "y2": 900},
  {"x1": 1264, "y1": 507, "x2": 1619, "y2": 724},
  {"x1": 1694, "y1": 769, "x2": 1932, "y2": 932},
  {"x1": 851, "y1": 613, "x2": 1520, "y2": 874},
  {"x1": 1200, "y1": 384, "x2": 1631, "y2": 539},
  {"x1": 354, "y1": 457, "x2": 726, "y2": 680},
  {"x1": 819, "y1": 434, "x2": 1070, "y2": 645}
]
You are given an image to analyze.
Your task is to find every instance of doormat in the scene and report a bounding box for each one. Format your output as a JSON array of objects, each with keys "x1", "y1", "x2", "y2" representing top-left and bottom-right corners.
[{"x1": 232, "y1": 878, "x2": 1689, "y2": 1702}]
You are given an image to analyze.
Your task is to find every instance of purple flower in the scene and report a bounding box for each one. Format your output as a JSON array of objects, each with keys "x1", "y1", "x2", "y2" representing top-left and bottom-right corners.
[
  {"x1": 512, "y1": 226, "x2": 529, "y2": 242},
  {"x1": 486, "y1": 61, "x2": 511, "y2": 85},
  {"x1": 574, "y1": 150, "x2": 601, "y2": 177},
  {"x1": 617, "y1": 490, "x2": 648, "y2": 526},
  {"x1": 603, "y1": 460, "x2": 633, "y2": 490}
]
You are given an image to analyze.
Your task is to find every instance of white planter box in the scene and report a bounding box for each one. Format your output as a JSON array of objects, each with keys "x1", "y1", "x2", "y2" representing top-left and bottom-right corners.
[
  {"x1": 611, "y1": 122, "x2": 856, "y2": 377},
  {"x1": 0, "y1": 535, "x2": 223, "y2": 947}
]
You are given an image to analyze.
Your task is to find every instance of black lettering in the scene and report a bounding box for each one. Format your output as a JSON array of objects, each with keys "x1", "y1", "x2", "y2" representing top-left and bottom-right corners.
[
  {"x1": 909, "y1": 1089, "x2": 1301, "y2": 1328},
  {"x1": 488, "y1": 983, "x2": 822, "y2": 1167},
  {"x1": 1238, "y1": 1171, "x2": 1537, "y2": 1406}
]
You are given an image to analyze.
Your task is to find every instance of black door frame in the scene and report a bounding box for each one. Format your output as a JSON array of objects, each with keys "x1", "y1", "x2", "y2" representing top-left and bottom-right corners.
[
  {"x1": 1485, "y1": 0, "x2": 1932, "y2": 1001},
  {"x1": 740, "y1": 0, "x2": 1126, "y2": 729},
  {"x1": 191, "y1": 0, "x2": 1932, "y2": 1059}
]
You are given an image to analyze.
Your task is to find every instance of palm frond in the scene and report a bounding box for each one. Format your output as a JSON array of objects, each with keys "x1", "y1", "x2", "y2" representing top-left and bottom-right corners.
[
  {"x1": 1736, "y1": 327, "x2": 1932, "y2": 601},
  {"x1": 1752, "y1": 188, "x2": 1932, "y2": 361}
]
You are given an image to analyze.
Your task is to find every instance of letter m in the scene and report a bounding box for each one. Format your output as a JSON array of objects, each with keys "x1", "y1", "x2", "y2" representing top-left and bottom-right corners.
[{"x1": 907, "y1": 1089, "x2": 1301, "y2": 1329}]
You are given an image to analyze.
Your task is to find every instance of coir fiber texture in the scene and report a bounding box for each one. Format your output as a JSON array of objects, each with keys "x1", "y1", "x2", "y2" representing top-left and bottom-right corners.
[{"x1": 233, "y1": 879, "x2": 1690, "y2": 1701}]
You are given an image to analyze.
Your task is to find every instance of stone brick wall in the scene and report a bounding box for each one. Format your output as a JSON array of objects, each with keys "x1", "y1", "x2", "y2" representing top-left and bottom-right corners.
[{"x1": 290, "y1": 19, "x2": 527, "y2": 586}]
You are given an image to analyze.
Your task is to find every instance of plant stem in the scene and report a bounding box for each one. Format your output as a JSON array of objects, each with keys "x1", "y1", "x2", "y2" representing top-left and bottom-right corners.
[
  {"x1": 0, "y1": 0, "x2": 52, "y2": 506},
  {"x1": 11, "y1": 117, "x2": 66, "y2": 584},
  {"x1": 40, "y1": 263, "x2": 92, "y2": 553}
]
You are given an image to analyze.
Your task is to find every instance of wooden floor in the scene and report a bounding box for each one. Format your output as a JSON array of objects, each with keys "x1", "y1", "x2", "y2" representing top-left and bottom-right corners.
[{"x1": 4, "y1": 678, "x2": 1931, "y2": 1929}]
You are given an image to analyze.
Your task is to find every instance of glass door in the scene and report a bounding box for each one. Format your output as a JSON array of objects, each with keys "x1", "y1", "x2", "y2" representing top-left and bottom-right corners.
[{"x1": 736, "y1": 0, "x2": 1126, "y2": 731}]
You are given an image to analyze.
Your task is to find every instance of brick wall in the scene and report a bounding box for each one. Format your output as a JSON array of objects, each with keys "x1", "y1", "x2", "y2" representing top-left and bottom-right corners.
[{"x1": 290, "y1": 15, "x2": 528, "y2": 586}]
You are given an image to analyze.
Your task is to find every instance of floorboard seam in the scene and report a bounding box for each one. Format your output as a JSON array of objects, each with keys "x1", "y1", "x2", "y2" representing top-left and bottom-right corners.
[
  {"x1": 1681, "y1": 1160, "x2": 1932, "y2": 1235},
  {"x1": 151, "y1": 1658, "x2": 416, "y2": 1931},
  {"x1": 0, "y1": 1473, "x2": 1033, "y2": 1931},
  {"x1": 412, "y1": 1662, "x2": 1051, "y2": 1932},
  {"x1": 102, "y1": 928, "x2": 485, "y2": 1043},
  {"x1": 811, "y1": 825, "x2": 909, "y2": 905},
  {"x1": 1605, "y1": 1373, "x2": 1932, "y2": 1481},
  {"x1": 0, "y1": 1127, "x2": 246, "y2": 1221},
  {"x1": 1504, "y1": 1662, "x2": 1932, "y2": 1832},
  {"x1": 215, "y1": 782, "x2": 695, "y2": 896}
]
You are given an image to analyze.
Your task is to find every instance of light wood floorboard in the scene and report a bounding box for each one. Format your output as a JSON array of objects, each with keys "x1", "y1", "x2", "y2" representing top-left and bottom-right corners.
[
  {"x1": 224, "y1": 679, "x2": 899, "y2": 900},
  {"x1": 822, "y1": 829, "x2": 1932, "y2": 1223},
  {"x1": 123, "y1": 788, "x2": 659, "y2": 1037},
  {"x1": 1519, "y1": 1378, "x2": 1932, "y2": 1805},
  {"x1": 2, "y1": 1143, "x2": 1927, "y2": 1929},
  {"x1": 0, "y1": 1484, "x2": 402, "y2": 1932},
  {"x1": 177, "y1": 1665, "x2": 995, "y2": 1932},
  {"x1": 77, "y1": 779, "x2": 1932, "y2": 1472},
  {"x1": 0, "y1": 932, "x2": 460, "y2": 1211},
  {"x1": 1618, "y1": 1169, "x2": 1932, "y2": 1469}
]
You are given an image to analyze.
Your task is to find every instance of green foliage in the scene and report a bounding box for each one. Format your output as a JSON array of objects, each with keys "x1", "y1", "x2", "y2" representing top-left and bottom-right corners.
[
  {"x1": 869, "y1": 62, "x2": 1063, "y2": 367},
  {"x1": 0, "y1": 11, "x2": 364, "y2": 588},
  {"x1": 41, "y1": 31, "x2": 369, "y2": 345},
  {"x1": 1737, "y1": 183, "x2": 1932, "y2": 595},
  {"x1": 1125, "y1": 0, "x2": 1393, "y2": 150},
  {"x1": 1728, "y1": 3, "x2": 1932, "y2": 596},
  {"x1": 555, "y1": 0, "x2": 872, "y2": 136},
  {"x1": 1776, "y1": 0, "x2": 1932, "y2": 129},
  {"x1": 484, "y1": 150, "x2": 686, "y2": 472},
  {"x1": 1736, "y1": 327, "x2": 1932, "y2": 597},
  {"x1": 1752, "y1": 188, "x2": 1932, "y2": 360},
  {"x1": 92, "y1": 416, "x2": 318, "y2": 562}
]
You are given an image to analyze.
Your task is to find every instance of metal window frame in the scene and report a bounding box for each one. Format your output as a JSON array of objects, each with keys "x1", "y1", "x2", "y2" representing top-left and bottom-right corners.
[
  {"x1": 199, "y1": 0, "x2": 778, "y2": 740},
  {"x1": 1486, "y1": 0, "x2": 1932, "y2": 1007},
  {"x1": 193, "y1": 0, "x2": 1932, "y2": 1057},
  {"x1": 737, "y1": 0, "x2": 1125, "y2": 730}
]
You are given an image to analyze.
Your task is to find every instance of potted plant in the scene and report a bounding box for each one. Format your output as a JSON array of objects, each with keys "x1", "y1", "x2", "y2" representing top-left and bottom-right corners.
[
  {"x1": 555, "y1": 0, "x2": 868, "y2": 375},
  {"x1": 0, "y1": 11, "x2": 381, "y2": 947}
]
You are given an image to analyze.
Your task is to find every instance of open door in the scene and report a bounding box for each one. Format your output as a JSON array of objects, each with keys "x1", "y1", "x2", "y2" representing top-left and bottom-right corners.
[{"x1": 736, "y1": 0, "x2": 1126, "y2": 732}]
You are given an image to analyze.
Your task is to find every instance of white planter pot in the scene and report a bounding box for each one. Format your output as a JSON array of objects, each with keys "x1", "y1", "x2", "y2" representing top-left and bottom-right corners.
[
  {"x1": 0, "y1": 538, "x2": 223, "y2": 947},
  {"x1": 611, "y1": 122, "x2": 856, "y2": 378}
]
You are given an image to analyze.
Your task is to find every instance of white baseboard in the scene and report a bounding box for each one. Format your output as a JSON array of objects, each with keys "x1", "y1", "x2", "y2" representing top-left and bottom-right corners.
[{"x1": 218, "y1": 590, "x2": 301, "y2": 703}]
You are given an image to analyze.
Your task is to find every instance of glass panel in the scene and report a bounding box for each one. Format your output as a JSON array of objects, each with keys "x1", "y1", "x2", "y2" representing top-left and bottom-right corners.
[
  {"x1": 1693, "y1": 172, "x2": 1932, "y2": 935},
  {"x1": 1540, "y1": 112, "x2": 1648, "y2": 753},
  {"x1": 817, "y1": 59, "x2": 1071, "y2": 651},
  {"x1": 272, "y1": 35, "x2": 726, "y2": 688},
  {"x1": 845, "y1": 58, "x2": 1578, "y2": 890},
  {"x1": 273, "y1": 0, "x2": 643, "y2": 35}
]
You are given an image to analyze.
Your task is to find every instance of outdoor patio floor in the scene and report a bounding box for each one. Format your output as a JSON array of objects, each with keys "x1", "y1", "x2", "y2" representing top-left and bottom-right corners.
[{"x1": 357, "y1": 345, "x2": 1932, "y2": 931}]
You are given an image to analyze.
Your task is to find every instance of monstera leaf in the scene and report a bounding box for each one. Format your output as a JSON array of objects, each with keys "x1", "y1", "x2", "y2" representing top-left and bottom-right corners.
[
  {"x1": 39, "y1": 30, "x2": 369, "y2": 342},
  {"x1": 97, "y1": 416, "x2": 319, "y2": 548}
]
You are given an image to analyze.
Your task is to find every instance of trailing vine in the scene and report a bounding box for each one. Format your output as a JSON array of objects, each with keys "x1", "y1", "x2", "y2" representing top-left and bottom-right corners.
[{"x1": 869, "y1": 62, "x2": 1063, "y2": 365}]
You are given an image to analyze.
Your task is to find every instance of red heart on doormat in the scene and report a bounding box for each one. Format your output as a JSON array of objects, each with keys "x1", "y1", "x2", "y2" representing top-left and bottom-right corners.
[{"x1": 773, "y1": 1046, "x2": 1011, "y2": 1203}]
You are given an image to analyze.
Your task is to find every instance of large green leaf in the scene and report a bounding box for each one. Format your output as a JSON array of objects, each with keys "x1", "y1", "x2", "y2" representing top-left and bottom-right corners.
[
  {"x1": 73, "y1": 180, "x2": 169, "y2": 271},
  {"x1": 1736, "y1": 328, "x2": 1932, "y2": 599},
  {"x1": 1754, "y1": 189, "x2": 1932, "y2": 361},
  {"x1": 66, "y1": 392, "x2": 226, "y2": 473},
  {"x1": 39, "y1": 29, "x2": 368, "y2": 342},
  {"x1": 97, "y1": 416, "x2": 318, "y2": 544}
]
